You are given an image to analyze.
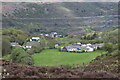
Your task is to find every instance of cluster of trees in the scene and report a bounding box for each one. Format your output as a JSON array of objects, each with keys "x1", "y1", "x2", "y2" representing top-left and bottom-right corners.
[
  {"x1": 102, "y1": 43, "x2": 118, "y2": 53},
  {"x1": 26, "y1": 43, "x2": 45, "y2": 55},
  {"x1": 10, "y1": 48, "x2": 34, "y2": 65},
  {"x1": 83, "y1": 32, "x2": 98, "y2": 40},
  {"x1": 2, "y1": 28, "x2": 28, "y2": 45},
  {"x1": 2, "y1": 28, "x2": 34, "y2": 65},
  {"x1": 101, "y1": 29, "x2": 118, "y2": 53},
  {"x1": 2, "y1": 37, "x2": 11, "y2": 56}
]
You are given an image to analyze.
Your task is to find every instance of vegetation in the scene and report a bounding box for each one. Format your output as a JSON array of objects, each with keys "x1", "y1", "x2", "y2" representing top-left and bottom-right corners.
[
  {"x1": 10, "y1": 48, "x2": 34, "y2": 65},
  {"x1": 2, "y1": 28, "x2": 28, "y2": 45},
  {"x1": 2, "y1": 37, "x2": 11, "y2": 56}
]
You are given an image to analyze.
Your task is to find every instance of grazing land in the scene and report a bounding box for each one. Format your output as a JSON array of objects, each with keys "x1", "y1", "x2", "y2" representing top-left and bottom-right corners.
[{"x1": 32, "y1": 49, "x2": 106, "y2": 66}]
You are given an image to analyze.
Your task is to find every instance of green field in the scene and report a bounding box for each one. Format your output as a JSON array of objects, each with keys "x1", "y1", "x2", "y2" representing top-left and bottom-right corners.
[{"x1": 32, "y1": 49, "x2": 106, "y2": 66}]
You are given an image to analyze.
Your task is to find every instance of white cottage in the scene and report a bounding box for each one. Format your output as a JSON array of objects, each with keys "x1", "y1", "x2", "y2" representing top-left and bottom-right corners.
[{"x1": 85, "y1": 46, "x2": 94, "y2": 52}]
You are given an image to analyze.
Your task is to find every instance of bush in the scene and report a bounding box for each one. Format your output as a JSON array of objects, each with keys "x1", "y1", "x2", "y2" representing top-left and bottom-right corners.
[
  {"x1": 27, "y1": 44, "x2": 44, "y2": 55},
  {"x1": 2, "y1": 38, "x2": 11, "y2": 56},
  {"x1": 10, "y1": 48, "x2": 34, "y2": 65},
  {"x1": 101, "y1": 43, "x2": 113, "y2": 53},
  {"x1": 111, "y1": 50, "x2": 119, "y2": 56}
]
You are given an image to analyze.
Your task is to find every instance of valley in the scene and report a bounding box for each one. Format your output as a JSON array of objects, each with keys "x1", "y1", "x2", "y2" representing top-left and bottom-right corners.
[{"x1": 1, "y1": 2, "x2": 119, "y2": 79}]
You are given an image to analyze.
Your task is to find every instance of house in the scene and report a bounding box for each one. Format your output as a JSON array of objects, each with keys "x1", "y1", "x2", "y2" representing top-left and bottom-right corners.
[
  {"x1": 30, "y1": 37, "x2": 40, "y2": 42},
  {"x1": 86, "y1": 43, "x2": 92, "y2": 46},
  {"x1": 55, "y1": 44, "x2": 59, "y2": 48},
  {"x1": 55, "y1": 35, "x2": 63, "y2": 38},
  {"x1": 89, "y1": 45, "x2": 98, "y2": 50},
  {"x1": 23, "y1": 41, "x2": 40, "y2": 49},
  {"x1": 97, "y1": 43, "x2": 104, "y2": 48},
  {"x1": 45, "y1": 34, "x2": 49, "y2": 37},
  {"x1": 40, "y1": 33, "x2": 43, "y2": 36},
  {"x1": 72, "y1": 43, "x2": 81, "y2": 45},
  {"x1": 50, "y1": 32, "x2": 57, "y2": 38},
  {"x1": 61, "y1": 46, "x2": 74, "y2": 52},
  {"x1": 81, "y1": 44, "x2": 87, "y2": 47},
  {"x1": 77, "y1": 43, "x2": 81, "y2": 45},
  {"x1": 73, "y1": 46, "x2": 82, "y2": 52},
  {"x1": 85, "y1": 46, "x2": 94, "y2": 52},
  {"x1": 10, "y1": 42, "x2": 19, "y2": 47},
  {"x1": 61, "y1": 46, "x2": 82, "y2": 52}
]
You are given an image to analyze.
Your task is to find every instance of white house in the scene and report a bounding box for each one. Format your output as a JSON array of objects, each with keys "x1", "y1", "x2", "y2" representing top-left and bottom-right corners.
[
  {"x1": 10, "y1": 42, "x2": 19, "y2": 47},
  {"x1": 81, "y1": 44, "x2": 87, "y2": 47},
  {"x1": 77, "y1": 43, "x2": 81, "y2": 45},
  {"x1": 50, "y1": 32, "x2": 57, "y2": 38},
  {"x1": 87, "y1": 43, "x2": 92, "y2": 46},
  {"x1": 85, "y1": 46, "x2": 94, "y2": 52},
  {"x1": 45, "y1": 34, "x2": 49, "y2": 37},
  {"x1": 62, "y1": 46, "x2": 74, "y2": 52},
  {"x1": 55, "y1": 44, "x2": 59, "y2": 48},
  {"x1": 30, "y1": 37, "x2": 40, "y2": 42}
]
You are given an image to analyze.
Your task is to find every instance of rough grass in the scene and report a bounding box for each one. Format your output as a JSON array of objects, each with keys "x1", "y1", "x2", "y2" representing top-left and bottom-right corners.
[{"x1": 32, "y1": 49, "x2": 106, "y2": 66}]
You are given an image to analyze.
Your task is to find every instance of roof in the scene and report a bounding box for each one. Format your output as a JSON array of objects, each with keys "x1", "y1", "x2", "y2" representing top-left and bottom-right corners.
[
  {"x1": 10, "y1": 42, "x2": 19, "y2": 46},
  {"x1": 65, "y1": 46, "x2": 73, "y2": 49},
  {"x1": 32, "y1": 37, "x2": 40, "y2": 39},
  {"x1": 94, "y1": 43, "x2": 104, "y2": 47},
  {"x1": 73, "y1": 46, "x2": 81, "y2": 48},
  {"x1": 25, "y1": 41, "x2": 40, "y2": 46},
  {"x1": 50, "y1": 32, "x2": 57, "y2": 35}
]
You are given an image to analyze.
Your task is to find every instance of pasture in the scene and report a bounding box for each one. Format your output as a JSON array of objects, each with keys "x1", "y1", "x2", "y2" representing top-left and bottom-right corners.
[{"x1": 32, "y1": 49, "x2": 106, "y2": 66}]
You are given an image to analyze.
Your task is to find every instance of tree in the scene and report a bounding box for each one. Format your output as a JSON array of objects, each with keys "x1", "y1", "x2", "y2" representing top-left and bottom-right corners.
[
  {"x1": 102, "y1": 43, "x2": 113, "y2": 53},
  {"x1": 3, "y1": 28, "x2": 28, "y2": 45},
  {"x1": 27, "y1": 43, "x2": 44, "y2": 55},
  {"x1": 10, "y1": 48, "x2": 34, "y2": 65},
  {"x1": 47, "y1": 40, "x2": 56, "y2": 49},
  {"x1": 2, "y1": 38, "x2": 11, "y2": 56}
]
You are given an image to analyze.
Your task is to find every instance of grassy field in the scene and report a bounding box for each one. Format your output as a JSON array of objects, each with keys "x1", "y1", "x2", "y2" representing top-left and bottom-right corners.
[{"x1": 32, "y1": 49, "x2": 107, "y2": 66}]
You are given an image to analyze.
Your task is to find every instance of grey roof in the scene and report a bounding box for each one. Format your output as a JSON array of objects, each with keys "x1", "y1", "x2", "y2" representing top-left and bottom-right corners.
[
  {"x1": 65, "y1": 46, "x2": 73, "y2": 49},
  {"x1": 25, "y1": 41, "x2": 40, "y2": 46},
  {"x1": 10, "y1": 42, "x2": 19, "y2": 46}
]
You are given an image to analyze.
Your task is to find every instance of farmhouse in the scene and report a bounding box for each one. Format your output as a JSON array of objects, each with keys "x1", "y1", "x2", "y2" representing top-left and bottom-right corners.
[
  {"x1": 61, "y1": 46, "x2": 74, "y2": 52},
  {"x1": 61, "y1": 46, "x2": 82, "y2": 52},
  {"x1": 30, "y1": 37, "x2": 40, "y2": 42},
  {"x1": 72, "y1": 42, "x2": 81, "y2": 45},
  {"x1": 85, "y1": 46, "x2": 94, "y2": 52},
  {"x1": 50, "y1": 32, "x2": 57, "y2": 38},
  {"x1": 55, "y1": 44, "x2": 59, "y2": 48},
  {"x1": 95, "y1": 43, "x2": 104, "y2": 48},
  {"x1": 55, "y1": 35, "x2": 63, "y2": 38},
  {"x1": 45, "y1": 34, "x2": 49, "y2": 37},
  {"x1": 10, "y1": 42, "x2": 20, "y2": 47},
  {"x1": 81, "y1": 44, "x2": 87, "y2": 47}
]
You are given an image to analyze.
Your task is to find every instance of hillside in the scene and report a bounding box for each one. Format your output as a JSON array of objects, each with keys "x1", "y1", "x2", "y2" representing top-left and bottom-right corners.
[
  {"x1": 2, "y1": 2, "x2": 118, "y2": 18},
  {"x1": 2, "y1": 2, "x2": 118, "y2": 34}
]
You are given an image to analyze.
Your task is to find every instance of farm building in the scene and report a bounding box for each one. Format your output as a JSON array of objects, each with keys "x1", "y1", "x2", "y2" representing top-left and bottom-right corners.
[
  {"x1": 30, "y1": 37, "x2": 40, "y2": 42},
  {"x1": 85, "y1": 46, "x2": 94, "y2": 52},
  {"x1": 61, "y1": 46, "x2": 74, "y2": 52},
  {"x1": 61, "y1": 46, "x2": 82, "y2": 52},
  {"x1": 10, "y1": 42, "x2": 20, "y2": 47}
]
